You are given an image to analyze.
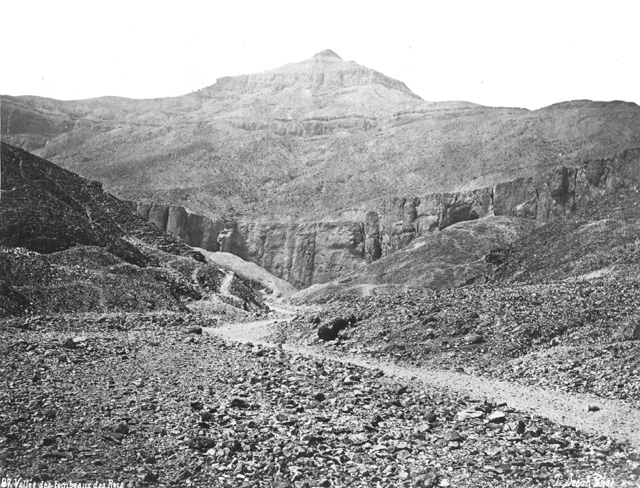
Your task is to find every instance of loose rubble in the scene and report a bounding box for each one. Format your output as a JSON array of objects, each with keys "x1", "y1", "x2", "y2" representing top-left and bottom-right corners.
[
  {"x1": 2, "y1": 312, "x2": 639, "y2": 487},
  {"x1": 275, "y1": 278, "x2": 640, "y2": 409}
]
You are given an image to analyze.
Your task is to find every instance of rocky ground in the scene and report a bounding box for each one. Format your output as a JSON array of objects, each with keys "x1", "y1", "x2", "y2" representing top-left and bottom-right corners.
[
  {"x1": 2, "y1": 311, "x2": 640, "y2": 488},
  {"x1": 275, "y1": 278, "x2": 640, "y2": 410}
]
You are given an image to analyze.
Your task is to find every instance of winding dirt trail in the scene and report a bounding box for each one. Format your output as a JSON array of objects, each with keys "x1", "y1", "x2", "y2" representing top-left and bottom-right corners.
[
  {"x1": 207, "y1": 310, "x2": 640, "y2": 448},
  {"x1": 219, "y1": 271, "x2": 234, "y2": 297}
]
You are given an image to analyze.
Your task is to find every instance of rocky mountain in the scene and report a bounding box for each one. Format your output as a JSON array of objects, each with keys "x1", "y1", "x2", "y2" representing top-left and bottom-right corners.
[
  {"x1": 3, "y1": 51, "x2": 640, "y2": 224},
  {"x1": 0, "y1": 142, "x2": 265, "y2": 316},
  {"x1": 3, "y1": 51, "x2": 640, "y2": 289}
]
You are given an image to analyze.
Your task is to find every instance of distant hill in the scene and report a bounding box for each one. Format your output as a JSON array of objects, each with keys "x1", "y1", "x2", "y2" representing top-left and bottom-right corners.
[
  {"x1": 3, "y1": 51, "x2": 640, "y2": 223},
  {"x1": 0, "y1": 143, "x2": 264, "y2": 316}
]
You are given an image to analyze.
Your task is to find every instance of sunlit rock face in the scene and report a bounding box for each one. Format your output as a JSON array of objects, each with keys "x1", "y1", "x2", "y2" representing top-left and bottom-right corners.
[{"x1": 128, "y1": 147, "x2": 640, "y2": 288}]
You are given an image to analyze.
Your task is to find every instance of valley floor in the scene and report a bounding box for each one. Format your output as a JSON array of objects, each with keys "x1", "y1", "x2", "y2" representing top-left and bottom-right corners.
[{"x1": 2, "y1": 308, "x2": 640, "y2": 488}]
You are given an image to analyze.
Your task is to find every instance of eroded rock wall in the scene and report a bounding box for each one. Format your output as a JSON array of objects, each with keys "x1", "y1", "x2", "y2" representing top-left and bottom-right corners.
[{"x1": 129, "y1": 148, "x2": 640, "y2": 288}]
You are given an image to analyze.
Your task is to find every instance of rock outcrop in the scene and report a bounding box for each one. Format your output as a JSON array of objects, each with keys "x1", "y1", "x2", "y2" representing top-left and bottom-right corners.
[
  {"x1": 129, "y1": 148, "x2": 640, "y2": 288},
  {"x1": 125, "y1": 203, "x2": 369, "y2": 289}
]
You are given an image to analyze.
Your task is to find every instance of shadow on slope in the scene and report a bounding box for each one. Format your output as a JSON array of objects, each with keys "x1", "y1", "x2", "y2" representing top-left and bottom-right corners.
[{"x1": 292, "y1": 216, "x2": 537, "y2": 303}]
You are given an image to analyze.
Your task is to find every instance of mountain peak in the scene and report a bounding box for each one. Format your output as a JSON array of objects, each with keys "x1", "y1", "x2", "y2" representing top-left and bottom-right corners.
[
  {"x1": 312, "y1": 49, "x2": 342, "y2": 61},
  {"x1": 202, "y1": 50, "x2": 422, "y2": 102}
]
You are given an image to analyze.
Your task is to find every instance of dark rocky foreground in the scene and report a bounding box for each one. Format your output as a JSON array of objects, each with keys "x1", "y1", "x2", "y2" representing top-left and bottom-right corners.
[{"x1": 2, "y1": 313, "x2": 640, "y2": 487}]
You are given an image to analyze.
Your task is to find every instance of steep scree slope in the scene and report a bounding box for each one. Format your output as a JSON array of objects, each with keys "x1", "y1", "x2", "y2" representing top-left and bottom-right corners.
[{"x1": 0, "y1": 143, "x2": 264, "y2": 316}]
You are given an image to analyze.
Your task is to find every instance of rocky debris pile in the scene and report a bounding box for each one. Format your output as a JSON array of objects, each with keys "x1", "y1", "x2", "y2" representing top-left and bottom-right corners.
[
  {"x1": 277, "y1": 278, "x2": 640, "y2": 408},
  {"x1": 2, "y1": 314, "x2": 639, "y2": 487}
]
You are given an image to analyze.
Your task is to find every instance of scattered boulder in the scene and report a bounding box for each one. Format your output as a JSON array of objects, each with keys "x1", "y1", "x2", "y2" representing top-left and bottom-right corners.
[
  {"x1": 412, "y1": 470, "x2": 439, "y2": 488},
  {"x1": 488, "y1": 411, "x2": 507, "y2": 423},
  {"x1": 620, "y1": 319, "x2": 640, "y2": 341},
  {"x1": 63, "y1": 336, "x2": 88, "y2": 349},
  {"x1": 42, "y1": 436, "x2": 57, "y2": 446},
  {"x1": 113, "y1": 422, "x2": 130, "y2": 435},
  {"x1": 317, "y1": 317, "x2": 349, "y2": 341},
  {"x1": 443, "y1": 430, "x2": 464, "y2": 442},
  {"x1": 187, "y1": 436, "x2": 217, "y2": 451},
  {"x1": 422, "y1": 316, "x2": 438, "y2": 325},
  {"x1": 229, "y1": 398, "x2": 250, "y2": 409},
  {"x1": 466, "y1": 333, "x2": 484, "y2": 345},
  {"x1": 457, "y1": 407, "x2": 484, "y2": 420}
]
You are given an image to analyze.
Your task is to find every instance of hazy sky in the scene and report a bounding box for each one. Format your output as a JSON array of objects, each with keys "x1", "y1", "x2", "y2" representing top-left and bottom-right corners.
[{"x1": 2, "y1": 0, "x2": 637, "y2": 109}]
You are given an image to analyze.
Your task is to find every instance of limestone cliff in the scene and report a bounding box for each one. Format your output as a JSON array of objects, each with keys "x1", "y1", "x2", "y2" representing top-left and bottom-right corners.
[{"x1": 128, "y1": 148, "x2": 640, "y2": 288}]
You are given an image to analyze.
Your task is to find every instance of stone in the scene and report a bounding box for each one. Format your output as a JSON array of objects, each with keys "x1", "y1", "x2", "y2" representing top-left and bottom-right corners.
[
  {"x1": 466, "y1": 333, "x2": 484, "y2": 344},
  {"x1": 412, "y1": 470, "x2": 439, "y2": 488},
  {"x1": 142, "y1": 472, "x2": 159, "y2": 483},
  {"x1": 456, "y1": 408, "x2": 484, "y2": 420},
  {"x1": 114, "y1": 422, "x2": 130, "y2": 435},
  {"x1": 488, "y1": 411, "x2": 507, "y2": 423},
  {"x1": 443, "y1": 430, "x2": 463, "y2": 442},
  {"x1": 318, "y1": 317, "x2": 349, "y2": 341},
  {"x1": 229, "y1": 398, "x2": 250, "y2": 409},
  {"x1": 187, "y1": 436, "x2": 217, "y2": 451},
  {"x1": 620, "y1": 320, "x2": 640, "y2": 341}
]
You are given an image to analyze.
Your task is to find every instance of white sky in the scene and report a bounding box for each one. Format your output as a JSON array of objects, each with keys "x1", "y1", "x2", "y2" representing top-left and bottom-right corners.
[{"x1": 1, "y1": 0, "x2": 638, "y2": 109}]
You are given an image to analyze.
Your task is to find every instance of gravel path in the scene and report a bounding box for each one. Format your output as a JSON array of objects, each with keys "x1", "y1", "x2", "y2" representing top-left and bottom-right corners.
[
  {"x1": 208, "y1": 314, "x2": 640, "y2": 449},
  {"x1": 220, "y1": 270, "x2": 234, "y2": 297}
]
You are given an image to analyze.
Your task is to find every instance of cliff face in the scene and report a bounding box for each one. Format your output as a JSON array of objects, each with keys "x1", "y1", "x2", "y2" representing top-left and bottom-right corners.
[
  {"x1": 125, "y1": 204, "x2": 370, "y2": 289},
  {"x1": 129, "y1": 148, "x2": 640, "y2": 288}
]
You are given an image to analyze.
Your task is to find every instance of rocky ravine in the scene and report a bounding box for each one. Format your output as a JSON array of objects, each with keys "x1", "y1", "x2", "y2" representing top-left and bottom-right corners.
[{"x1": 128, "y1": 148, "x2": 640, "y2": 288}]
